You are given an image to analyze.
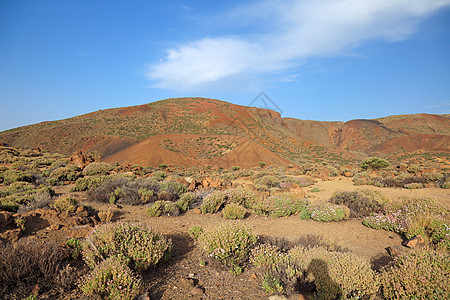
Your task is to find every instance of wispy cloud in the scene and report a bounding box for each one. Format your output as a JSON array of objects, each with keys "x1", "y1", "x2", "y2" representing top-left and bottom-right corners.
[{"x1": 148, "y1": 0, "x2": 450, "y2": 91}]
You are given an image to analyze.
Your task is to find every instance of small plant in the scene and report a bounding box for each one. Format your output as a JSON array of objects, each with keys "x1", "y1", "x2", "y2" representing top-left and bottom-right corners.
[
  {"x1": 188, "y1": 225, "x2": 204, "y2": 240},
  {"x1": 138, "y1": 188, "x2": 154, "y2": 203},
  {"x1": 72, "y1": 176, "x2": 105, "y2": 191},
  {"x1": 311, "y1": 187, "x2": 320, "y2": 193},
  {"x1": 51, "y1": 196, "x2": 78, "y2": 214},
  {"x1": 98, "y1": 209, "x2": 114, "y2": 223},
  {"x1": 66, "y1": 238, "x2": 82, "y2": 259},
  {"x1": 152, "y1": 170, "x2": 167, "y2": 181},
  {"x1": 308, "y1": 203, "x2": 350, "y2": 222},
  {"x1": 231, "y1": 166, "x2": 240, "y2": 171},
  {"x1": 158, "y1": 164, "x2": 168, "y2": 170},
  {"x1": 14, "y1": 215, "x2": 26, "y2": 231},
  {"x1": 329, "y1": 190, "x2": 384, "y2": 218},
  {"x1": 82, "y1": 222, "x2": 172, "y2": 272},
  {"x1": 175, "y1": 192, "x2": 200, "y2": 212},
  {"x1": 254, "y1": 175, "x2": 280, "y2": 190},
  {"x1": 146, "y1": 201, "x2": 180, "y2": 217},
  {"x1": 199, "y1": 223, "x2": 257, "y2": 274},
  {"x1": 258, "y1": 162, "x2": 266, "y2": 168},
  {"x1": 223, "y1": 188, "x2": 256, "y2": 208},
  {"x1": 222, "y1": 203, "x2": 246, "y2": 220},
  {"x1": 200, "y1": 191, "x2": 226, "y2": 213},
  {"x1": 79, "y1": 256, "x2": 142, "y2": 300}
]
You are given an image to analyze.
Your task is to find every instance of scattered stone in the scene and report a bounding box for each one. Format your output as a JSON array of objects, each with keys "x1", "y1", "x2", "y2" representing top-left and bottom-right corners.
[
  {"x1": 188, "y1": 273, "x2": 195, "y2": 278},
  {"x1": 344, "y1": 171, "x2": 353, "y2": 177},
  {"x1": 269, "y1": 295, "x2": 288, "y2": 300},
  {"x1": 68, "y1": 151, "x2": 90, "y2": 169},
  {"x1": 386, "y1": 244, "x2": 410, "y2": 257},
  {"x1": 137, "y1": 292, "x2": 151, "y2": 300},
  {"x1": 178, "y1": 278, "x2": 194, "y2": 290},
  {"x1": 76, "y1": 206, "x2": 89, "y2": 217},
  {"x1": 50, "y1": 223, "x2": 62, "y2": 230},
  {"x1": 193, "y1": 208, "x2": 202, "y2": 214},
  {"x1": 403, "y1": 235, "x2": 425, "y2": 248}
]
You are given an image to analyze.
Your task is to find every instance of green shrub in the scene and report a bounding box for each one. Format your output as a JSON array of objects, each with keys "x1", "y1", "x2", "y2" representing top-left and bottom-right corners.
[
  {"x1": 361, "y1": 157, "x2": 390, "y2": 170},
  {"x1": 222, "y1": 204, "x2": 246, "y2": 220},
  {"x1": 200, "y1": 191, "x2": 226, "y2": 213},
  {"x1": 223, "y1": 188, "x2": 257, "y2": 208},
  {"x1": 158, "y1": 164, "x2": 168, "y2": 170},
  {"x1": 66, "y1": 238, "x2": 82, "y2": 259},
  {"x1": 424, "y1": 172, "x2": 444, "y2": 182},
  {"x1": 253, "y1": 192, "x2": 307, "y2": 217},
  {"x1": 308, "y1": 203, "x2": 350, "y2": 222},
  {"x1": 404, "y1": 215, "x2": 450, "y2": 251},
  {"x1": 198, "y1": 223, "x2": 257, "y2": 273},
  {"x1": 138, "y1": 188, "x2": 154, "y2": 203},
  {"x1": 352, "y1": 171, "x2": 371, "y2": 185},
  {"x1": 289, "y1": 246, "x2": 379, "y2": 299},
  {"x1": 381, "y1": 249, "x2": 449, "y2": 299},
  {"x1": 188, "y1": 225, "x2": 204, "y2": 240},
  {"x1": 79, "y1": 256, "x2": 142, "y2": 300},
  {"x1": 72, "y1": 176, "x2": 105, "y2": 191},
  {"x1": 82, "y1": 222, "x2": 172, "y2": 271},
  {"x1": 146, "y1": 200, "x2": 180, "y2": 217},
  {"x1": 231, "y1": 166, "x2": 240, "y2": 171},
  {"x1": 310, "y1": 187, "x2": 320, "y2": 193},
  {"x1": 51, "y1": 196, "x2": 78, "y2": 213},
  {"x1": 160, "y1": 181, "x2": 187, "y2": 196},
  {"x1": 82, "y1": 162, "x2": 114, "y2": 176},
  {"x1": 250, "y1": 243, "x2": 286, "y2": 268},
  {"x1": 404, "y1": 182, "x2": 423, "y2": 189},
  {"x1": 254, "y1": 175, "x2": 280, "y2": 190},
  {"x1": 2, "y1": 170, "x2": 34, "y2": 185},
  {"x1": 152, "y1": 170, "x2": 167, "y2": 181},
  {"x1": 329, "y1": 190, "x2": 384, "y2": 218},
  {"x1": 50, "y1": 166, "x2": 79, "y2": 181},
  {"x1": 175, "y1": 192, "x2": 200, "y2": 212}
]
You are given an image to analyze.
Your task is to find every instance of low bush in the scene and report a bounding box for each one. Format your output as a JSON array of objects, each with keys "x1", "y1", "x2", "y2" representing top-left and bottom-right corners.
[
  {"x1": 175, "y1": 192, "x2": 200, "y2": 212},
  {"x1": 200, "y1": 191, "x2": 226, "y2": 213},
  {"x1": 0, "y1": 239, "x2": 74, "y2": 297},
  {"x1": 223, "y1": 188, "x2": 257, "y2": 208},
  {"x1": 222, "y1": 203, "x2": 246, "y2": 220},
  {"x1": 188, "y1": 225, "x2": 204, "y2": 240},
  {"x1": 254, "y1": 175, "x2": 280, "y2": 190},
  {"x1": 82, "y1": 222, "x2": 172, "y2": 271},
  {"x1": 381, "y1": 249, "x2": 449, "y2": 299},
  {"x1": 50, "y1": 166, "x2": 79, "y2": 181},
  {"x1": 404, "y1": 182, "x2": 424, "y2": 189},
  {"x1": 329, "y1": 190, "x2": 384, "y2": 218},
  {"x1": 72, "y1": 176, "x2": 106, "y2": 191},
  {"x1": 308, "y1": 203, "x2": 350, "y2": 222},
  {"x1": 253, "y1": 192, "x2": 307, "y2": 217},
  {"x1": 82, "y1": 162, "x2": 114, "y2": 176},
  {"x1": 79, "y1": 256, "x2": 142, "y2": 300},
  {"x1": 51, "y1": 196, "x2": 78, "y2": 214},
  {"x1": 2, "y1": 169, "x2": 34, "y2": 185},
  {"x1": 199, "y1": 223, "x2": 257, "y2": 274},
  {"x1": 97, "y1": 209, "x2": 114, "y2": 223},
  {"x1": 361, "y1": 157, "x2": 390, "y2": 170},
  {"x1": 152, "y1": 170, "x2": 167, "y2": 181},
  {"x1": 146, "y1": 200, "x2": 180, "y2": 217}
]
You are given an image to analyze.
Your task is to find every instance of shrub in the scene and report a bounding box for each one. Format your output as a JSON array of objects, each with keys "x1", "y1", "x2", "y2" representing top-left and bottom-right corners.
[
  {"x1": 329, "y1": 190, "x2": 384, "y2": 218},
  {"x1": 253, "y1": 192, "x2": 307, "y2": 217},
  {"x1": 222, "y1": 203, "x2": 246, "y2": 220},
  {"x1": 258, "y1": 162, "x2": 266, "y2": 168},
  {"x1": 82, "y1": 162, "x2": 114, "y2": 176},
  {"x1": 424, "y1": 172, "x2": 444, "y2": 182},
  {"x1": 146, "y1": 200, "x2": 180, "y2": 217},
  {"x1": 50, "y1": 166, "x2": 79, "y2": 181},
  {"x1": 138, "y1": 188, "x2": 154, "y2": 203},
  {"x1": 98, "y1": 209, "x2": 114, "y2": 223},
  {"x1": 66, "y1": 238, "x2": 82, "y2": 259},
  {"x1": 152, "y1": 170, "x2": 167, "y2": 181},
  {"x1": 200, "y1": 191, "x2": 226, "y2": 213},
  {"x1": 381, "y1": 249, "x2": 449, "y2": 299},
  {"x1": 361, "y1": 157, "x2": 390, "y2": 170},
  {"x1": 82, "y1": 222, "x2": 172, "y2": 271},
  {"x1": 51, "y1": 196, "x2": 78, "y2": 214},
  {"x1": 158, "y1": 164, "x2": 168, "y2": 170},
  {"x1": 2, "y1": 170, "x2": 34, "y2": 185},
  {"x1": 289, "y1": 246, "x2": 379, "y2": 299},
  {"x1": 72, "y1": 176, "x2": 105, "y2": 191},
  {"x1": 160, "y1": 181, "x2": 187, "y2": 196},
  {"x1": 231, "y1": 166, "x2": 240, "y2": 171},
  {"x1": 310, "y1": 187, "x2": 320, "y2": 193},
  {"x1": 308, "y1": 203, "x2": 350, "y2": 222},
  {"x1": 175, "y1": 192, "x2": 200, "y2": 212},
  {"x1": 404, "y1": 215, "x2": 450, "y2": 251},
  {"x1": 223, "y1": 188, "x2": 257, "y2": 208},
  {"x1": 188, "y1": 225, "x2": 204, "y2": 240},
  {"x1": 353, "y1": 171, "x2": 371, "y2": 186},
  {"x1": 79, "y1": 256, "x2": 142, "y2": 300},
  {"x1": 198, "y1": 223, "x2": 257, "y2": 273},
  {"x1": 255, "y1": 175, "x2": 280, "y2": 190},
  {"x1": 404, "y1": 182, "x2": 423, "y2": 189},
  {"x1": 0, "y1": 239, "x2": 74, "y2": 297},
  {"x1": 250, "y1": 243, "x2": 286, "y2": 268}
]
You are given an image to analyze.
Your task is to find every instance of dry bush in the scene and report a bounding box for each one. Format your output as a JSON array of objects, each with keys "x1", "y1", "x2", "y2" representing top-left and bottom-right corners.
[
  {"x1": 329, "y1": 190, "x2": 384, "y2": 218},
  {"x1": 0, "y1": 239, "x2": 74, "y2": 297},
  {"x1": 97, "y1": 209, "x2": 114, "y2": 223},
  {"x1": 222, "y1": 203, "x2": 246, "y2": 220}
]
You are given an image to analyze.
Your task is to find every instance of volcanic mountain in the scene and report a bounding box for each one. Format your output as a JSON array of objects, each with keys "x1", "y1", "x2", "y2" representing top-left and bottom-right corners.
[{"x1": 0, "y1": 97, "x2": 449, "y2": 167}]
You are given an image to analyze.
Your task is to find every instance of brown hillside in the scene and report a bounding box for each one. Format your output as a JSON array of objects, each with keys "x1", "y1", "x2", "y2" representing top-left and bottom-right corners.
[
  {"x1": 102, "y1": 134, "x2": 292, "y2": 168},
  {"x1": 369, "y1": 134, "x2": 450, "y2": 153}
]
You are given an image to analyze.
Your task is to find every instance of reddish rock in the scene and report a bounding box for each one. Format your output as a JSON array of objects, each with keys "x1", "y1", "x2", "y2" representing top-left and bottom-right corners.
[
  {"x1": 403, "y1": 235, "x2": 425, "y2": 248},
  {"x1": 193, "y1": 208, "x2": 202, "y2": 214},
  {"x1": 68, "y1": 151, "x2": 89, "y2": 169},
  {"x1": 344, "y1": 171, "x2": 354, "y2": 177},
  {"x1": 76, "y1": 206, "x2": 89, "y2": 217},
  {"x1": 386, "y1": 245, "x2": 410, "y2": 257}
]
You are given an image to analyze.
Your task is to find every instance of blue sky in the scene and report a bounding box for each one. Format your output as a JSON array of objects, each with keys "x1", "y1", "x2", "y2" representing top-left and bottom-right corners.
[{"x1": 1, "y1": 0, "x2": 449, "y2": 132}]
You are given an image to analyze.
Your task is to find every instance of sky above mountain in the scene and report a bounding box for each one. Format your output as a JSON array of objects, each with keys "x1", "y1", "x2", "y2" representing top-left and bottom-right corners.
[{"x1": 1, "y1": 0, "x2": 449, "y2": 131}]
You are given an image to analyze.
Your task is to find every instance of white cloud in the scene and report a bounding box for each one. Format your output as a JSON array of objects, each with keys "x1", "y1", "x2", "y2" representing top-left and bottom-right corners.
[{"x1": 148, "y1": 0, "x2": 450, "y2": 91}]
